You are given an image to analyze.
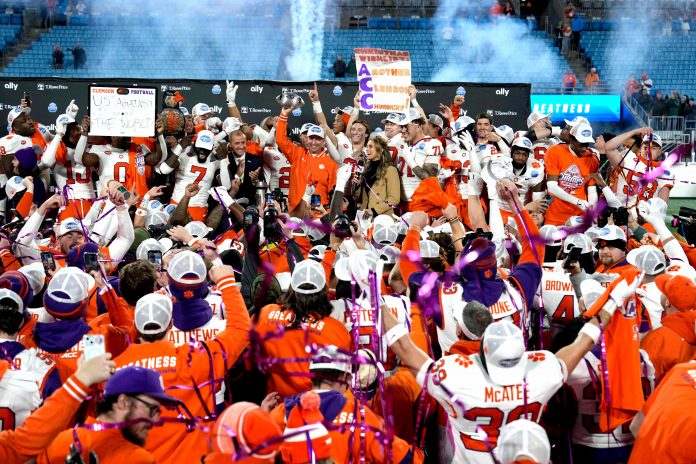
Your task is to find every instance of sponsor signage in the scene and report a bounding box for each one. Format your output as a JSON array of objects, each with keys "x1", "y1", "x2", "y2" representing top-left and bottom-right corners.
[{"x1": 530, "y1": 94, "x2": 621, "y2": 122}]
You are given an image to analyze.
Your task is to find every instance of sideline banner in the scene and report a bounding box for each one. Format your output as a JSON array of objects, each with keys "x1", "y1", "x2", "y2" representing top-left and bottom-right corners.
[
  {"x1": 0, "y1": 79, "x2": 531, "y2": 134},
  {"x1": 355, "y1": 48, "x2": 411, "y2": 113}
]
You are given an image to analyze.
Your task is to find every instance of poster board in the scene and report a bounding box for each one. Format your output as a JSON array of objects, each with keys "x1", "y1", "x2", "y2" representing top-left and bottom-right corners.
[{"x1": 88, "y1": 86, "x2": 157, "y2": 137}]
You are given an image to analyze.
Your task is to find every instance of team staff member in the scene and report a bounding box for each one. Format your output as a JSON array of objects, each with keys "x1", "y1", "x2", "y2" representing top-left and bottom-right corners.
[
  {"x1": 276, "y1": 105, "x2": 338, "y2": 215},
  {"x1": 544, "y1": 122, "x2": 599, "y2": 225}
]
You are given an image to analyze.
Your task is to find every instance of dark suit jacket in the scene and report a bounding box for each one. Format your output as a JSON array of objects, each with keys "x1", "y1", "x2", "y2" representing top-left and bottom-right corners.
[{"x1": 229, "y1": 153, "x2": 265, "y2": 205}]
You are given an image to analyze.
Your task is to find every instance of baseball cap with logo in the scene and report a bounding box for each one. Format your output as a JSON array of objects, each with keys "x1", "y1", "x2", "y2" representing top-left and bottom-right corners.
[
  {"x1": 334, "y1": 105, "x2": 354, "y2": 115},
  {"x1": 306, "y1": 125, "x2": 325, "y2": 139},
  {"x1": 564, "y1": 115, "x2": 590, "y2": 127},
  {"x1": 5, "y1": 176, "x2": 26, "y2": 200},
  {"x1": 167, "y1": 250, "x2": 208, "y2": 287},
  {"x1": 452, "y1": 115, "x2": 475, "y2": 133},
  {"x1": 290, "y1": 259, "x2": 326, "y2": 294},
  {"x1": 428, "y1": 114, "x2": 444, "y2": 130},
  {"x1": 191, "y1": 103, "x2": 212, "y2": 118},
  {"x1": 562, "y1": 233, "x2": 594, "y2": 254},
  {"x1": 593, "y1": 225, "x2": 627, "y2": 250},
  {"x1": 0, "y1": 288, "x2": 24, "y2": 313},
  {"x1": 57, "y1": 218, "x2": 84, "y2": 238},
  {"x1": 496, "y1": 419, "x2": 551, "y2": 464},
  {"x1": 642, "y1": 132, "x2": 663, "y2": 147},
  {"x1": 627, "y1": 245, "x2": 666, "y2": 275},
  {"x1": 526, "y1": 111, "x2": 551, "y2": 129},
  {"x1": 194, "y1": 130, "x2": 215, "y2": 151},
  {"x1": 482, "y1": 319, "x2": 527, "y2": 386},
  {"x1": 496, "y1": 125, "x2": 515, "y2": 145},
  {"x1": 136, "y1": 238, "x2": 164, "y2": 262},
  {"x1": 18, "y1": 262, "x2": 46, "y2": 296},
  {"x1": 420, "y1": 239, "x2": 441, "y2": 259},
  {"x1": 104, "y1": 366, "x2": 179, "y2": 405},
  {"x1": 399, "y1": 108, "x2": 425, "y2": 126},
  {"x1": 299, "y1": 122, "x2": 314, "y2": 134},
  {"x1": 570, "y1": 122, "x2": 594, "y2": 144},
  {"x1": 7, "y1": 106, "x2": 31, "y2": 127},
  {"x1": 655, "y1": 274, "x2": 696, "y2": 311},
  {"x1": 135, "y1": 293, "x2": 173, "y2": 334},
  {"x1": 381, "y1": 113, "x2": 403, "y2": 124},
  {"x1": 511, "y1": 137, "x2": 533, "y2": 152}
]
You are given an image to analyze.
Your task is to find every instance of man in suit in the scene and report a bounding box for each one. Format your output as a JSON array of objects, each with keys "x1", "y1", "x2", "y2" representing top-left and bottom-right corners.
[{"x1": 228, "y1": 130, "x2": 265, "y2": 206}]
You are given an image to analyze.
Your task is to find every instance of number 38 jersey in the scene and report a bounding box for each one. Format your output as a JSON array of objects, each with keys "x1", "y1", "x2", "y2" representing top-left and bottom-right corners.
[
  {"x1": 420, "y1": 351, "x2": 565, "y2": 464},
  {"x1": 171, "y1": 150, "x2": 220, "y2": 207}
]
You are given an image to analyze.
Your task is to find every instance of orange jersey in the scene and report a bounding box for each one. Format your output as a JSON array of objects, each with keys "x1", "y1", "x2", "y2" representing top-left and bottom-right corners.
[
  {"x1": 0, "y1": 375, "x2": 90, "y2": 464},
  {"x1": 544, "y1": 144, "x2": 599, "y2": 225},
  {"x1": 114, "y1": 276, "x2": 249, "y2": 464},
  {"x1": 38, "y1": 418, "x2": 156, "y2": 464},
  {"x1": 275, "y1": 115, "x2": 338, "y2": 212},
  {"x1": 255, "y1": 304, "x2": 352, "y2": 398},
  {"x1": 629, "y1": 362, "x2": 696, "y2": 464}
]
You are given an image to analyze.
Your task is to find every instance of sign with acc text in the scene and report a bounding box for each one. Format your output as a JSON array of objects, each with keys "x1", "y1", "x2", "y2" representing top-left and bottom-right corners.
[
  {"x1": 89, "y1": 86, "x2": 157, "y2": 137},
  {"x1": 355, "y1": 48, "x2": 411, "y2": 113},
  {"x1": 530, "y1": 94, "x2": 621, "y2": 122}
]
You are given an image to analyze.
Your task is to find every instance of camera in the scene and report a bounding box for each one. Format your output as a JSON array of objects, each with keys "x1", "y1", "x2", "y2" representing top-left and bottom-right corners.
[
  {"x1": 271, "y1": 188, "x2": 287, "y2": 212},
  {"x1": 147, "y1": 223, "x2": 174, "y2": 239},
  {"x1": 334, "y1": 213, "x2": 354, "y2": 238},
  {"x1": 563, "y1": 246, "x2": 582, "y2": 270},
  {"x1": 263, "y1": 204, "x2": 282, "y2": 243},
  {"x1": 672, "y1": 206, "x2": 696, "y2": 245},
  {"x1": 243, "y1": 205, "x2": 260, "y2": 230}
]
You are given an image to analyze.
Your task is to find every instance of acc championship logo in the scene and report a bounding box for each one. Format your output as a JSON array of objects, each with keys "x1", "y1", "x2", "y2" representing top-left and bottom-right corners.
[
  {"x1": 292, "y1": 108, "x2": 302, "y2": 117},
  {"x1": 456, "y1": 86, "x2": 466, "y2": 96},
  {"x1": 64, "y1": 221, "x2": 80, "y2": 231},
  {"x1": 333, "y1": 85, "x2": 343, "y2": 96},
  {"x1": 211, "y1": 85, "x2": 221, "y2": 95},
  {"x1": 199, "y1": 133, "x2": 213, "y2": 143},
  {"x1": 48, "y1": 103, "x2": 58, "y2": 113},
  {"x1": 558, "y1": 164, "x2": 584, "y2": 189},
  {"x1": 582, "y1": 129, "x2": 591, "y2": 137}
]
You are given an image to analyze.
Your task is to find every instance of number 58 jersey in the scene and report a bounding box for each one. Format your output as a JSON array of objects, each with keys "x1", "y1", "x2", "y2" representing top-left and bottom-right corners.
[{"x1": 421, "y1": 351, "x2": 565, "y2": 463}]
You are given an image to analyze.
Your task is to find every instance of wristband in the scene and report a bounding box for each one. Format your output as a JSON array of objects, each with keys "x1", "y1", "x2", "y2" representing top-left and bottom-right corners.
[
  {"x1": 173, "y1": 145, "x2": 183, "y2": 156},
  {"x1": 411, "y1": 98, "x2": 419, "y2": 107},
  {"x1": 135, "y1": 208, "x2": 147, "y2": 217},
  {"x1": 579, "y1": 323, "x2": 601, "y2": 344},
  {"x1": 604, "y1": 298, "x2": 619, "y2": 316},
  {"x1": 187, "y1": 238, "x2": 200, "y2": 248},
  {"x1": 385, "y1": 324, "x2": 409, "y2": 347},
  {"x1": 447, "y1": 217, "x2": 460, "y2": 225},
  {"x1": 312, "y1": 101, "x2": 323, "y2": 114},
  {"x1": 211, "y1": 258, "x2": 223, "y2": 266}
]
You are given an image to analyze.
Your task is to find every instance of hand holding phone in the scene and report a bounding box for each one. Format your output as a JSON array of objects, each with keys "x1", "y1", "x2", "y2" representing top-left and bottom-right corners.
[
  {"x1": 82, "y1": 334, "x2": 105, "y2": 360},
  {"x1": 147, "y1": 250, "x2": 162, "y2": 270},
  {"x1": 310, "y1": 194, "x2": 322, "y2": 209},
  {"x1": 83, "y1": 252, "x2": 100, "y2": 274},
  {"x1": 41, "y1": 251, "x2": 56, "y2": 273}
]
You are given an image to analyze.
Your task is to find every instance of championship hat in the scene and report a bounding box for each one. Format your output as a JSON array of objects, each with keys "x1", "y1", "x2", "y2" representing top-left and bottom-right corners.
[
  {"x1": 482, "y1": 320, "x2": 527, "y2": 386},
  {"x1": 18, "y1": 262, "x2": 46, "y2": 296},
  {"x1": 306, "y1": 125, "x2": 325, "y2": 139},
  {"x1": 57, "y1": 218, "x2": 84, "y2": 237},
  {"x1": 526, "y1": 111, "x2": 551, "y2": 129},
  {"x1": 496, "y1": 419, "x2": 551, "y2": 464},
  {"x1": 191, "y1": 103, "x2": 212, "y2": 118},
  {"x1": 134, "y1": 293, "x2": 173, "y2": 335},
  {"x1": 569, "y1": 122, "x2": 594, "y2": 144},
  {"x1": 5, "y1": 176, "x2": 25, "y2": 199},
  {"x1": 290, "y1": 259, "x2": 326, "y2": 294},
  {"x1": 626, "y1": 245, "x2": 666, "y2": 275},
  {"x1": 43, "y1": 267, "x2": 90, "y2": 319},
  {"x1": 195, "y1": 130, "x2": 215, "y2": 151},
  {"x1": 381, "y1": 113, "x2": 402, "y2": 124},
  {"x1": 7, "y1": 106, "x2": 30, "y2": 126}
]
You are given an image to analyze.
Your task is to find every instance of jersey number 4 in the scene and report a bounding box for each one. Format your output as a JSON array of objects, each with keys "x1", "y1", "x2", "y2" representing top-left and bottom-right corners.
[{"x1": 460, "y1": 403, "x2": 543, "y2": 451}]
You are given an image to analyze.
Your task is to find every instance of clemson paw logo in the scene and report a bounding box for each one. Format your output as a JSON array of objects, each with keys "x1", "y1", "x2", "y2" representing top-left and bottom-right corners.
[
  {"x1": 184, "y1": 290, "x2": 194, "y2": 299},
  {"x1": 528, "y1": 352, "x2": 546, "y2": 362},
  {"x1": 454, "y1": 355, "x2": 473, "y2": 368},
  {"x1": 484, "y1": 269, "x2": 494, "y2": 279}
]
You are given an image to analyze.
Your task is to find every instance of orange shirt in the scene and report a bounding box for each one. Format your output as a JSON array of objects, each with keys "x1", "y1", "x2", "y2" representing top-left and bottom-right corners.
[
  {"x1": 114, "y1": 275, "x2": 249, "y2": 464},
  {"x1": 544, "y1": 144, "x2": 599, "y2": 225},
  {"x1": 275, "y1": 115, "x2": 338, "y2": 212},
  {"x1": 38, "y1": 418, "x2": 156, "y2": 464},
  {"x1": 255, "y1": 304, "x2": 352, "y2": 398},
  {"x1": 640, "y1": 311, "x2": 696, "y2": 383},
  {"x1": 629, "y1": 363, "x2": 696, "y2": 463}
]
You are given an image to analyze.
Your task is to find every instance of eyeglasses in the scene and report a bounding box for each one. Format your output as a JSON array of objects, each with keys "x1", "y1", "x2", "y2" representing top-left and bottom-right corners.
[{"x1": 130, "y1": 396, "x2": 161, "y2": 418}]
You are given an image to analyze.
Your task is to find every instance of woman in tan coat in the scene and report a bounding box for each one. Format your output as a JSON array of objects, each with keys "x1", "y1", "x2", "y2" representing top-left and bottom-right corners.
[{"x1": 356, "y1": 135, "x2": 400, "y2": 217}]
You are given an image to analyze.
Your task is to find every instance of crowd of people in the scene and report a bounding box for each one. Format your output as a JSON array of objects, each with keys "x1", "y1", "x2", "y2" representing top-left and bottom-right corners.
[{"x1": 0, "y1": 79, "x2": 693, "y2": 464}]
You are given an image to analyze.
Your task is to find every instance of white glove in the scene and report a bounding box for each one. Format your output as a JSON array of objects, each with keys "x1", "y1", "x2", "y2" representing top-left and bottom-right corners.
[
  {"x1": 457, "y1": 130, "x2": 475, "y2": 153},
  {"x1": 608, "y1": 272, "x2": 644, "y2": 314},
  {"x1": 222, "y1": 117, "x2": 242, "y2": 136},
  {"x1": 466, "y1": 174, "x2": 484, "y2": 197},
  {"x1": 402, "y1": 148, "x2": 418, "y2": 170},
  {"x1": 65, "y1": 99, "x2": 79, "y2": 119},
  {"x1": 206, "y1": 117, "x2": 222, "y2": 131},
  {"x1": 211, "y1": 186, "x2": 235, "y2": 210},
  {"x1": 302, "y1": 183, "x2": 316, "y2": 205},
  {"x1": 226, "y1": 80, "x2": 238, "y2": 107},
  {"x1": 55, "y1": 113, "x2": 75, "y2": 136},
  {"x1": 551, "y1": 126, "x2": 562, "y2": 138},
  {"x1": 637, "y1": 199, "x2": 664, "y2": 226},
  {"x1": 576, "y1": 199, "x2": 590, "y2": 210},
  {"x1": 335, "y1": 163, "x2": 353, "y2": 193}
]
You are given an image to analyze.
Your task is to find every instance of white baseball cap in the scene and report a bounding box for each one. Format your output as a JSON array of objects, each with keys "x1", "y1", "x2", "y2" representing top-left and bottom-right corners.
[
  {"x1": 276, "y1": 272, "x2": 291, "y2": 292},
  {"x1": 395, "y1": 213, "x2": 412, "y2": 236},
  {"x1": 290, "y1": 259, "x2": 326, "y2": 294},
  {"x1": 306, "y1": 125, "x2": 325, "y2": 139},
  {"x1": 570, "y1": 122, "x2": 594, "y2": 144},
  {"x1": 334, "y1": 105, "x2": 354, "y2": 115},
  {"x1": 0, "y1": 288, "x2": 24, "y2": 313},
  {"x1": 419, "y1": 239, "x2": 441, "y2": 259},
  {"x1": 428, "y1": 114, "x2": 444, "y2": 130},
  {"x1": 496, "y1": 419, "x2": 551, "y2": 464},
  {"x1": 136, "y1": 238, "x2": 164, "y2": 262},
  {"x1": 496, "y1": 125, "x2": 515, "y2": 145},
  {"x1": 46, "y1": 267, "x2": 89, "y2": 304},
  {"x1": 333, "y1": 257, "x2": 351, "y2": 282},
  {"x1": 134, "y1": 293, "x2": 173, "y2": 335},
  {"x1": 309, "y1": 245, "x2": 327, "y2": 261},
  {"x1": 310, "y1": 345, "x2": 352, "y2": 375},
  {"x1": 452, "y1": 115, "x2": 475, "y2": 133},
  {"x1": 642, "y1": 133, "x2": 663, "y2": 147},
  {"x1": 564, "y1": 116, "x2": 590, "y2": 127},
  {"x1": 57, "y1": 218, "x2": 84, "y2": 237},
  {"x1": 195, "y1": 130, "x2": 215, "y2": 151},
  {"x1": 348, "y1": 249, "x2": 380, "y2": 289},
  {"x1": 381, "y1": 113, "x2": 402, "y2": 124},
  {"x1": 7, "y1": 106, "x2": 30, "y2": 126},
  {"x1": 562, "y1": 233, "x2": 594, "y2": 254},
  {"x1": 580, "y1": 279, "x2": 605, "y2": 309},
  {"x1": 539, "y1": 225, "x2": 562, "y2": 247},
  {"x1": 158, "y1": 237, "x2": 174, "y2": 254},
  {"x1": 372, "y1": 215, "x2": 398, "y2": 246},
  {"x1": 185, "y1": 221, "x2": 212, "y2": 239},
  {"x1": 398, "y1": 108, "x2": 424, "y2": 126},
  {"x1": 593, "y1": 225, "x2": 627, "y2": 242},
  {"x1": 645, "y1": 197, "x2": 668, "y2": 221},
  {"x1": 526, "y1": 111, "x2": 551, "y2": 129},
  {"x1": 378, "y1": 245, "x2": 400, "y2": 265},
  {"x1": 222, "y1": 117, "x2": 241, "y2": 134},
  {"x1": 5, "y1": 176, "x2": 26, "y2": 199},
  {"x1": 627, "y1": 245, "x2": 666, "y2": 275},
  {"x1": 564, "y1": 216, "x2": 585, "y2": 228},
  {"x1": 511, "y1": 137, "x2": 533, "y2": 152},
  {"x1": 145, "y1": 211, "x2": 170, "y2": 228},
  {"x1": 167, "y1": 250, "x2": 207, "y2": 287},
  {"x1": 300, "y1": 123, "x2": 315, "y2": 134},
  {"x1": 192, "y1": 103, "x2": 212, "y2": 117},
  {"x1": 18, "y1": 262, "x2": 46, "y2": 296},
  {"x1": 482, "y1": 320, "x2": 527, "y2": 386}
]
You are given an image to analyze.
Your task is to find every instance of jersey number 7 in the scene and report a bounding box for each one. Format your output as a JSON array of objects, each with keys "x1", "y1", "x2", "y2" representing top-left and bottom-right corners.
[{"x1": 190, "y1": 166, "x2": 208, "y2": 185}]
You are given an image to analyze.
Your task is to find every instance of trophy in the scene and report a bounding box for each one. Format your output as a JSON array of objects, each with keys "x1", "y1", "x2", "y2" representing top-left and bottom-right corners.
[{"x1": 276, "y1": 92, "x2": 305, "y2": 109}]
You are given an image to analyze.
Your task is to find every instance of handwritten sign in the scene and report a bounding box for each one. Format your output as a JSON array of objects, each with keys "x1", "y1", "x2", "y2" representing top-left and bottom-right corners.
[
  {"x1": 89, "y1": 86, "x2": 156, "y2": 137},
  {"x1": 354, "y1": 48, "x2": 411, "y2": 113}
]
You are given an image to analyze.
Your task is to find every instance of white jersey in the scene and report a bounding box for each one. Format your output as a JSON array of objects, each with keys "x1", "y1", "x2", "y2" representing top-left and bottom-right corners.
[
  {"x1": 0, "y1": 124, "x2": 51, "y2": 155},
  {"x1": 535, "y1": 268, "x2": 580, "y2": 336},
  {"x1": 90, "y1": 143, "x2": 147, "y2": 194},
  {"x1": 263, "y1": 147, "x2": 291, "y2": 196},
  {"x1": 500, "y1": 158, "x2": 545, "y2": 212},
  {"x1": 387, "y1": 132, "x2": 408, "y2": 166},
  {"x1": 437, "y1": 280, "x2": 525, "y2": 354},
  {"x1": 422, "y1": 351, "x2": 565, "y2": 463},
  {"x1": 567, "y1": 349, "x2": 654, "y2": 448},
  {"x1": 171, "y1": 150, "x2": 220, "y2": 207},
  {"x1": 206, "y1": 287, "x2": 225, "y2": 320},
  {"x1": 397, "y1": 136, "x2": 443, "y2": 201},
  {"x1": 0, "y1": 342, "x2": 56, "y2": 428},
  {"x1": 611, "y1": 154, "x2": 675, "y2": 208},
  {"x1": 53, "y1": 145, "x2": 94, "y2": 200},
  {"x1": 335, "y1": 131, "x2": 353, "y2": 161},
  {"x1": 530, "y1": 137, "x2": 559, "y2": 162}
]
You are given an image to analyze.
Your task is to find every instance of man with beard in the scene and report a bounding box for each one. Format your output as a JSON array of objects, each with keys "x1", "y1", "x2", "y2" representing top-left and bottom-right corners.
[
  {"x1": 592, "y1": 224, "x2": 637, "y2": 275},
  {"x1": 397, "y1": 108, "x2": 443, "y2": 203},
  {"x1": 38, "y1": 366, "x2": 179, "y2": 463},
  {"x1": 0, "y1": 102, "x2": 52, "y2": 156}
]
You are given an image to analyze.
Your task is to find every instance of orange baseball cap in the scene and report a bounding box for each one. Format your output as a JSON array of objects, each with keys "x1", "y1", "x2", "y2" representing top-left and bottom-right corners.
[{"x1": 655, "y1": 274, "x2": 696, "y2": 312}]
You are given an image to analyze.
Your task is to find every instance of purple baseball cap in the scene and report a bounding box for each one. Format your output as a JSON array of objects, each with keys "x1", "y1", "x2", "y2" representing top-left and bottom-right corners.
[{"x1": 104, "y1": 366, "x2": 180, "y2": 406}]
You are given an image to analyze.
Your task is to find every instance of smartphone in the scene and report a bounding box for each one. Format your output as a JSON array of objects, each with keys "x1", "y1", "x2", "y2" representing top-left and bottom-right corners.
[
  {"x1": 544, "y1": 194, "x2": 554, "y2": 206},
  {"x1": 23, "y1": 92, "x2": 30, "y2": 107},
  {"x1": 265, "y1": 193, "x2": 274, "y2": 205},
  {"x1": 243, "y1": 211, "x2": 255, "y2": 227},
  {"x1": 147, "y1": 250, "x2": 162, "y2": 269},
  {"x1": 41, "y1": 251, "x2": 56, "y2": 273},
  {"x1": 82, "y1": 334, "x2": 105, "y2": 360},
  {"x1": 83, "y1": 252, "x2": 100, "y2": 274},
  {"x1": 563, "y1": 246, "x2": 582, "y2": 270},
  {"x1": 311, "y1": 194, "x2": 322, "y2": 208}
]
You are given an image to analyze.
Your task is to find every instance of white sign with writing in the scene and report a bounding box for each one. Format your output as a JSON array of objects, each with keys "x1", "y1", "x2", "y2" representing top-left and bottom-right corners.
[
  {"x1": 355, "y1": 48, "x2": 411, "y2": 113},
  {"x1": 89, "y1": 86, "x2": 156, "y2": 137}
]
